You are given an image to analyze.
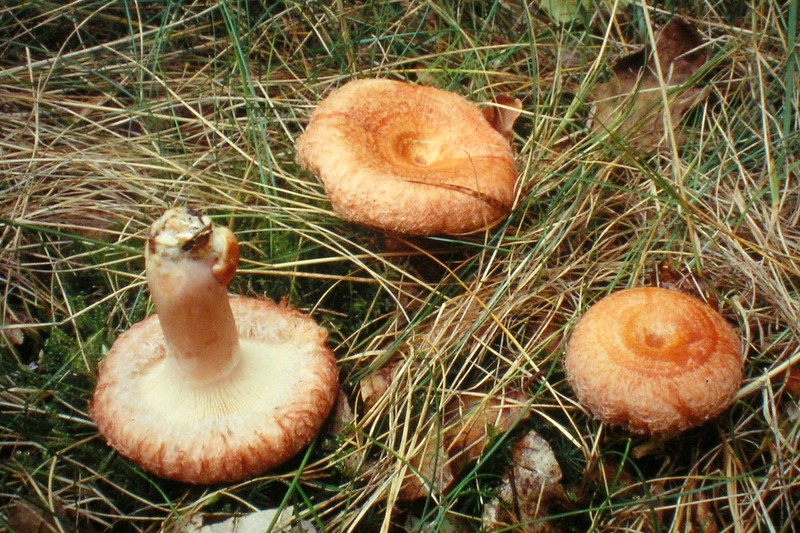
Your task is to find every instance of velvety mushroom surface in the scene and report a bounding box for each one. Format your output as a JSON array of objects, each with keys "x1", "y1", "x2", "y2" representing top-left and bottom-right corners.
[
  {"x1": 91, "y1": 208, "x2": 338, "y2": 484},
  {"x1": 296, "y1": 79, "x2": 517, "y2": 236},
  {"x1": 565, "y1": 287, "x2": 742, "y2": 435}
]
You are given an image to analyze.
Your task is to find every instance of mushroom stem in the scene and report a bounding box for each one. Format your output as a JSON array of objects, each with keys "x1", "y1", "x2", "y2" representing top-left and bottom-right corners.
[{"x1": 145, "y1": 208, "x2": 242, "y2": 385}]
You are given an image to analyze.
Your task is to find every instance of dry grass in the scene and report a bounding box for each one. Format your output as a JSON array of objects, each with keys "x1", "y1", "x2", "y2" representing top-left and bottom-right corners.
[{"x1": 1, "y1": 1, "x2": 798, "y2": 531}]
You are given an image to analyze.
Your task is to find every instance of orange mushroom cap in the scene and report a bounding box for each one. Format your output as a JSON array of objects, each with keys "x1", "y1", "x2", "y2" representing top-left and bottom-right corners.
[
  {"x1": 565, "y1": 287, "x2": 743, "y2": 435},
  {"x1": 296, "y1": 79, "x2": 518, "y2": 236}
]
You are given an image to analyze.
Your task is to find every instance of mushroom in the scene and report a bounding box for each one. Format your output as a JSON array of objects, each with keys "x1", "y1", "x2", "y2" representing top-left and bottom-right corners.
[
  {"x1": 296, "y1": 79, "x2": 518, "y2": 236},
  {"x1": 90, "y1": 207, "x2": 338, "y2": 484},
  {"x1": 565, "y1": 287, "x2": 742, "y2": 435}
]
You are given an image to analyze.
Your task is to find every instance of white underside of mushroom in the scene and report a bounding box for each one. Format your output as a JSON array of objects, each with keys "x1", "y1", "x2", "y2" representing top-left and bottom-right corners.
[
  {"x1": 138, "y1": 338, "x2": 319, "y2": 423},
  {"x1": 92, "y1": 297, "x2": 338, "y2": 484}
]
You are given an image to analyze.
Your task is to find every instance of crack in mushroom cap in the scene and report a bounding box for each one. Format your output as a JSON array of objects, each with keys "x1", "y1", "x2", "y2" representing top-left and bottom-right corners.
[
  {"x1": 91, "y1": 298, "x2": 338, "y2": 484},
  {"x1": 297, "y1": 79, "x2": 518, "y2": 235},
  {"x1": 565, "y1": 287, "x2": 743, "y2": 435}
]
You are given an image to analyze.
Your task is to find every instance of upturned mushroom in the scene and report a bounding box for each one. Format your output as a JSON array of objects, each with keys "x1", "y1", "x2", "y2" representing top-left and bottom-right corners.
[
  {"x1": 91, "y1": 208, "x2": 338, "y2": 484},
  {"x1": 296, "y1": 79, "x2": 518, "y2": 236},
  {"x1": 565, "y1": 287, "x2": 742, "y2": 435}
]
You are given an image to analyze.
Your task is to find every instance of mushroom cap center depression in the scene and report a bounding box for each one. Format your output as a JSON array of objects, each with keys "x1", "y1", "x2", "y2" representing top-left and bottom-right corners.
[
  {"x1": 358, "y1": 99, "x2": 472, "y2": 178},
  {"x1": 597, "y1": 292, "x2": 720, "y2": 375},
  {"x1": 322, "y1": 81, "x2": 509, "y2": 185},
  {"x1": 394, "y1": 131, "x2": 445, "y2": 167}
]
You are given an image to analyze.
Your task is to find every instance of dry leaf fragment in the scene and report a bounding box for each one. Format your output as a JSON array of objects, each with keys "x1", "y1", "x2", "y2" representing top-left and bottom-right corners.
[
  {"x1": 358, "y1": 356, "x2": 403, "y2": 409},
  {"x1": 648, "y1": 260, "x2": 719, "y2": 310},
  {"x1": 398, "y1": 437, "x2": 455, "y2": 501},
  {"x1": 784, "y1": 366, "x2": 800, "y2": 397},
  {"x1": 3, "y1": 325, "x2": 25, "y2": 346},
  {"x1": 534, "y1": 0, "x2": 634, "y2": 23},
  {"x1": 483, "y1": 95, "x2": 523, "y2": 145},
  {"x1": 6, "y1": 499, "x2": 80, "y2": 533},
  {"x1": 535, "y1": 0, "x2": 584, "y2": 23},
  {"x1": 483, "y1": 430, "x2": 567, "y2": 532},
  {"x1": 444, "y1": 390, "x2": 530, "y2": 470},
  {"x1": 185, "y1": 506, "x2": 315, "y2": 533},
  {"x1": 690, "y1": 495, "x2": 720, "y2": 533},
  {"x1": 329, "y1": 391, "x2": 369, "y2": 477},
  {"x1": 396, "y1": 390, "x2": 530, "y2": 501},
  {"x1": 590, "y1": 17, "x2": 709, "y2": 150}
]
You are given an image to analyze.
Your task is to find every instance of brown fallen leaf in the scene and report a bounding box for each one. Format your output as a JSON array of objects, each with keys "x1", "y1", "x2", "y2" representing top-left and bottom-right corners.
[
  {"x1": 648, "y1": 260, "x2": 720, "y2": 310},
  {"x1": 483, "y1": 430, "x2": 568, "y2": 532},
  {"x1": 3, "y1": 323, "x2": 25, "y2": 346},
  {"x1": 397, "y1": 390, "x2": 530, "y2": 501},
  {"x1": 397, "y1": 436, "x2": 455, "y2": 501},
  {"x1": 358, "y1": 356, "x2": 403, "y2": 410},
  {"x1": 328, "y1": 391, "x2": 370, "y2": 478},
  {"x1": 483, "y1": 94, "x2": 523, "y2": 145},
  {"x1": 444, "y1": 390, "x2": 530, "y2": 471},
  {"x1": 784, "y1": 366, "x2": 800, "y2": 397},
  {"x1": 590, "y1": 17, "x2": 709, "y2": 150},
  {"x1": 5, "y1": 498, "x2": 91, "y2": 533},
  {"x1": 689, "y1": 494, "x2": 720, "y2": 533}
]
